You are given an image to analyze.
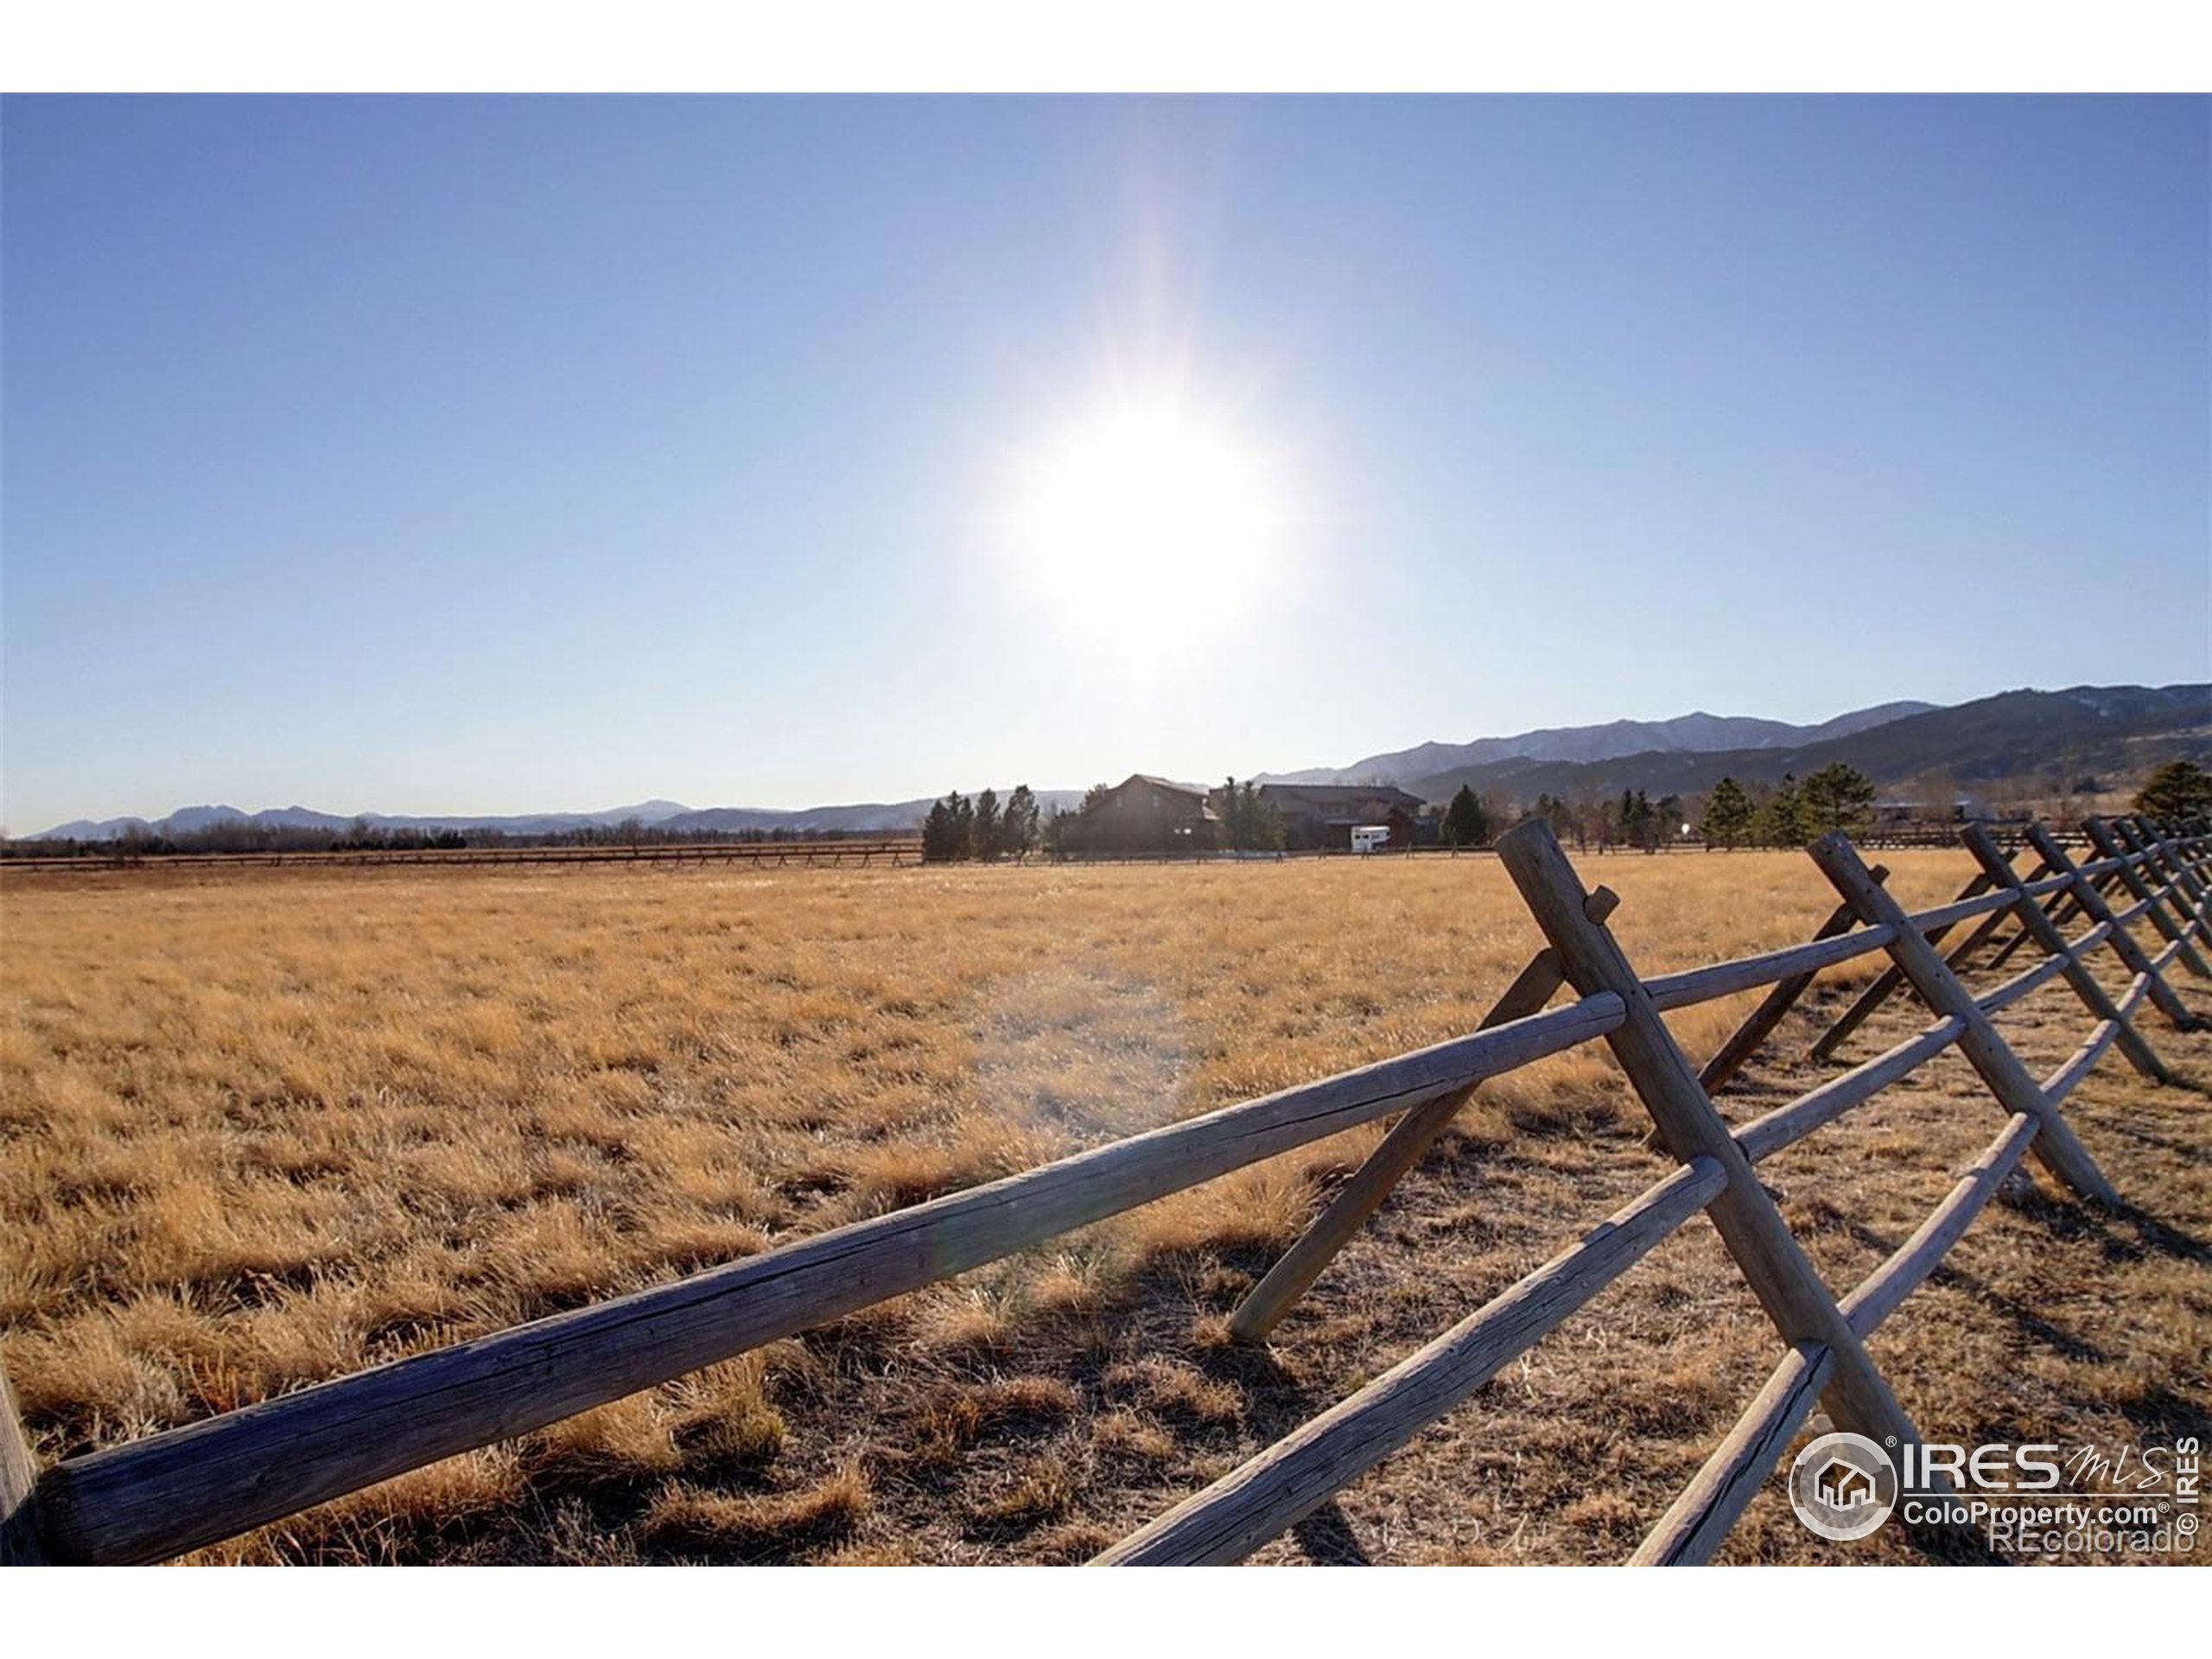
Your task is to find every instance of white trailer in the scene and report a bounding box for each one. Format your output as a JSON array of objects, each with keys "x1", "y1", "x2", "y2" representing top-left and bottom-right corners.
[{"x1": 1351, "y1": 824, "x2": 1392, "y2": 855}]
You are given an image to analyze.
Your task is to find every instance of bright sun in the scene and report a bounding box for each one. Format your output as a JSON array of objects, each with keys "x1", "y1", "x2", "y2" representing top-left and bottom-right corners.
[{"x1": 999, "y1": 390, "x2": 1296, "y2": 639}]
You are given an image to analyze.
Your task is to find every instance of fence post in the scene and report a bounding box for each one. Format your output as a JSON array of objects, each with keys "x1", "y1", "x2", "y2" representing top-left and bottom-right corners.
[
  {"x1": 1697, "y1": 866, "x2": 1888, "y2": 1095},
  {"x1": 1493, "y1": 820, "x2": 1935, "y2": 1460},
  {"x1": 1806, "y1": 831, "x2": 2120, "y2": 1204},
  {"x1": 1926, "y1": 861, "x2": 2052, "y2": 974},
  {"x1": 1807, "y1": 871, "x2": 1995, "y2": 1064},
  {"x1": 2151, "y1": 817, "x2": 2212, "y2": 913},
  {"x1": 2, "y1": 1370, "x2": 47, "y2": 1565},
  {"x1": 2117, "y1": 818, "x2": 2212, "y2": 944},
  {"x1": 1227, "y1": 912, "x2": 1611, "y2": 1343},
  {"x1": 2079, "y1": 819, "x2": 2211, "y2": 979},
  {"x1": 2020, "y1": 823, "x2": 2202, "y2": 1030},
  {"x1": 2171, "y1": 821, "x2": 2212, "y2": 929},
  {"x1": 2174, "y1": 822, "x2": 2212, "y2": 914},
  {"x1": 1958, "y1": 824, "x2": 2176, "y2": 1083},
  {"x1": 1982, "y1": 846, "x2": 2130, "y2": 974}
]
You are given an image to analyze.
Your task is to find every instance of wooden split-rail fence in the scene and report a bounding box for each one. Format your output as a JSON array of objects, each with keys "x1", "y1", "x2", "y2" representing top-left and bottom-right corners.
[{"x1": 3, "y1": 813, "x2": 2209, "y2": 1567}]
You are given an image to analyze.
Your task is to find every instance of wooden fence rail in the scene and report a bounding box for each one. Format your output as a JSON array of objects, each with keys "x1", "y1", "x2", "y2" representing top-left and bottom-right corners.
[
  {"x1": 25, "y1": 997, "x2": 1626, "y2": 1565},
  {"x1": 3, "y1": 814, "x2": 2206, "y2": 1567}
]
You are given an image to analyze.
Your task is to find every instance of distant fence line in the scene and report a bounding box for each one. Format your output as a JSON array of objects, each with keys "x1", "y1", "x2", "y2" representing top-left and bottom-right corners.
[
  {"x1": 3, "y1": 812, "x2": 2207, "y2": 1567},
  {"x1": 1038, "y1": 823, "x2": 2071, "y2": 865},
  {"x1": 0, "y1": 821, "x2": 2082, "y2": 876},
  {"x1": 0, "y1": 837, "x2": 925, "y2": 874}
]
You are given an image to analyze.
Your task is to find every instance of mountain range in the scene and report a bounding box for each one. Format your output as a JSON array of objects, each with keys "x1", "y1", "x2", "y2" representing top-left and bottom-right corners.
[
  {"x1": 33, "y1": 793, "x2": 1090, "y2": 842},
  {"x1": 29, "y1": 683, "x2": 2209, "y2": 841},
  {"x1": 1379, "y1": 684, "x2": 2209, "y2": 808},
  {"x1": 1261, "y1": 701, "x2": 1941, "y2": 785}
]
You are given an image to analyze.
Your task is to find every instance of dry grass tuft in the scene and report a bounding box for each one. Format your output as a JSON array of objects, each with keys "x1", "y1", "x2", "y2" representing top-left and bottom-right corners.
[
  {"x1": 1102, "y1": 1357, "x2": 1245, "y2": 1427},
  {"x1": 642, "y1": 1465, "x2": 871, "y2": 1559}
]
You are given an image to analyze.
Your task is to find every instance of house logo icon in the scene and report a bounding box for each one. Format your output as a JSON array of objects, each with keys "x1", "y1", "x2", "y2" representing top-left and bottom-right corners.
[
  {"x1": 1815, "y1": 1457, "x2": 1877, "y2": 1510},
  {"x1": 1788, "y1": 1432, "x2": 1898, "y2": 1541}
]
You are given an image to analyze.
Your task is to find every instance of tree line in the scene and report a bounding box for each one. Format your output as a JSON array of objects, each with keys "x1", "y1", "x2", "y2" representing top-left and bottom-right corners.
[
  {"x1": 1697, "y1": 764, "x2": 1877, "y2": 849},
  {"x1": 1215, "y1": 779, "x2": 1288, "y2": 851},
  {"x1": 2, "y1": 817, "x2": 916, "y2": 861},
  {"x1": 1517, "y1": 787, "x2": 1688, "y2": 853},
  {"x1": 921, "y1": 785, "x2": 1042, "y2": 862},
  {"x1": 35, "y1": 754, "x2": 2185, "y2": 868},
  {"x1": 1495, "y1": 765, "x2": 1878, "y2": 852}
]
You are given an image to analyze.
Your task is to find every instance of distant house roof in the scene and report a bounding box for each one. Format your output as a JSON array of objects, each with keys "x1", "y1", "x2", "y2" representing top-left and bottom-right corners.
[
  {"x1": 1103, "y1": 774, "x2": 1219, "y2": 818},
  {"x1": 1257, "y1": 782, "x2": 1427, "y2": 810},
  {"x1": 1126, "y1": 773, "x2": 1205, "y2": 798}
]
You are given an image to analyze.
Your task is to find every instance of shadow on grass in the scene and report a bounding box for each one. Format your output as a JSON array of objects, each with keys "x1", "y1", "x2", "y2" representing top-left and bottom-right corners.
[{"x1": 1183, "y1": 1332, "x2": 1374, "y2": 1566}]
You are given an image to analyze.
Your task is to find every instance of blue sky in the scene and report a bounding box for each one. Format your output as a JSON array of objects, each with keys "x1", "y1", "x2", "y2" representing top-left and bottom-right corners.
[{"x1": 3, "y1": 95, "x2": 2206, "y2": 831}]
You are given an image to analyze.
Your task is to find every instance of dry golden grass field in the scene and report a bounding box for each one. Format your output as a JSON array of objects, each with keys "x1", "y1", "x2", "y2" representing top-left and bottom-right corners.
[{"x1": 3, "y1": 850, "x2": 2208, "y2": 1565}]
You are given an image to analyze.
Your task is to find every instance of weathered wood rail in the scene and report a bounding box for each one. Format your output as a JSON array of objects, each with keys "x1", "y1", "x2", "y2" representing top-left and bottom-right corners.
[{"x1": 3, "y1": 814, "x2": 2206, "y2": 1567}]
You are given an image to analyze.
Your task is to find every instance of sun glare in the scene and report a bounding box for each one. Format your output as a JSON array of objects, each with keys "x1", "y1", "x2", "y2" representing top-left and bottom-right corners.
[{"x1": 999, "y1": 390, "x2": 1296, "y2": 639}]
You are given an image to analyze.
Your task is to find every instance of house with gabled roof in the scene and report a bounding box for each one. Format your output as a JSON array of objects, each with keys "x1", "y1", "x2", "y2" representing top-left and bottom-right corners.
[
  {"x1": 1255, "y1": 781, "x2": 1427, "y2": 850},
  {"x1": 1073, "y1": 774, "x2": 1219, "y2": 853}
]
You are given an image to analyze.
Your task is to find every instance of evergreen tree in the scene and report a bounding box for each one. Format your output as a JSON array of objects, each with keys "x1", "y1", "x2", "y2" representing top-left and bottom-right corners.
[
  {"x1": 949, "y1": 791, "x2": 974, "y2": 861},
  {"x1": 1801, "y1": 763, "x2": 1877, "y2": 837},
  {"x1": 1059, "y1": 782, "x2": 1115, "y2": 858},
  {"x1": 1218, "y1": 777, "x2": 1248, "y2": 849},
  {"x1": 1212, "y1": 778, "x2": 1282, "y2": 852},
  {"x1": 1442, "y1": 784, "x2": 1489, "y2": 848},
  {"x1": 1002, "y1": 785, "x2": 1039, "y2": 858},
  {"x1": 1250, "y1": 786, "x2": 1285, "y2": 851},
  {"x1": 1701, "y1": 776, "x2": 1755, "y2": 849},
  {"x1": 973, "y1": 788, "x2": 1001, "y2": 860},
  {"x1": 1757, "y1": 774, "x2": 1808, "y2": 847},
  {"x1": 2135, "y1": 758, "x2": 2212, "y2": 823},
  {"x1": 921, "y1": 798, "x2": 957, "y2": 862}
]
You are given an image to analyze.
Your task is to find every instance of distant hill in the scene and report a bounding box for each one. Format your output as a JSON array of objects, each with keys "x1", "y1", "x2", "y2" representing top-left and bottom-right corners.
[
  {"x1": 35, "y1": 804, "x2": 352, "y2": 842},
  {"x1": 655, "y1": 791, "x2": 1087, "y2": 837},
  {"x1": 32, "y1": 684, "x2": 2205, "y2": 842},
  {"x1": 1394, "y1": 684, "x2": 2211, "y2": 806},
  {"x1": 1265, "y1": 700, "x2": 1937, "y2": 785},
  {"x1": 37, "y1": 798, "x2": 701, "y2": 842},
  {"x1": 34, "y1": 792, "x2": 1086, "y2": 842}
]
